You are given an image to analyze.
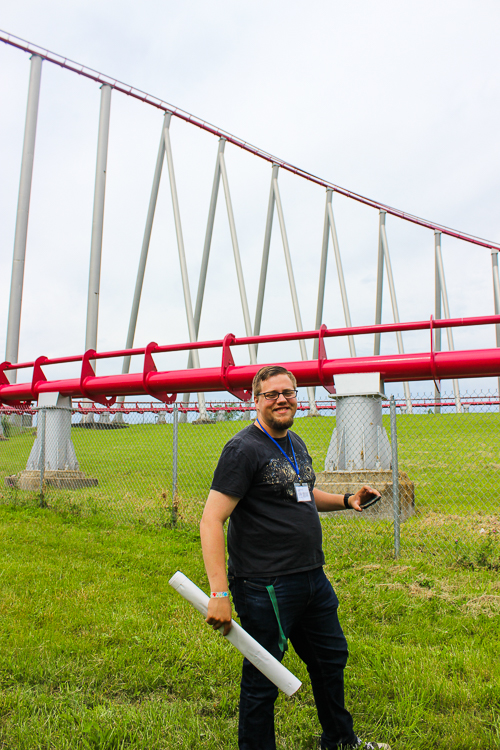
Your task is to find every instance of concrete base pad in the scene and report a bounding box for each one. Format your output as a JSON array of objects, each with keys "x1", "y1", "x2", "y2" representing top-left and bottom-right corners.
[
  {"x1": 315, "y1": 470, "x2": 415, "y2": 522},
  {"x1": 5, "y1": 470, "x2": 99, "y2": 491}
]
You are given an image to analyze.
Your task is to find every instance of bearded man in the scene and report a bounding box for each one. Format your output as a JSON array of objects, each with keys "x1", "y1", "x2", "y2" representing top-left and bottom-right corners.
[{"x1": 200, "y1": 365, "x2": 390, "y2": 750}]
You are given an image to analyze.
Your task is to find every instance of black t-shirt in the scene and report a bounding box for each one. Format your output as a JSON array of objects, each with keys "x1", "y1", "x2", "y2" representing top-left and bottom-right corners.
[{"x1": 211, "y1": 423, "x2": 325, "y2": 577}]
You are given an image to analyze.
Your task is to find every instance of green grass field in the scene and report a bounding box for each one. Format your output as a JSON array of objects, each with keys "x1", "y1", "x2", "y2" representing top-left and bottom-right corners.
[
  {"x1": 0, "y1": 504, "x2": 498, "y2": 749},
  {"x1": 1, "y1": 412, "x2": 498, "y2": 559},
  {"x1": 0, "y1": 413, "x2": 499, "y2": 747}
]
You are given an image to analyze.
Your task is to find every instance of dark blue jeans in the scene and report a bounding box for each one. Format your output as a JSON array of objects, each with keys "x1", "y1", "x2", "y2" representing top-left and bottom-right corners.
[{"x1": 229, "y1": 567, "x2": 356, "y2": 750}]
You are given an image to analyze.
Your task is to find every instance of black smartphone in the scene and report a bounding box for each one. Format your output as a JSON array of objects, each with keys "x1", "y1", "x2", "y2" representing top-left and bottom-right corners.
[{"x1": 360, "y1": 491, "x2": 381, "y2": 509}]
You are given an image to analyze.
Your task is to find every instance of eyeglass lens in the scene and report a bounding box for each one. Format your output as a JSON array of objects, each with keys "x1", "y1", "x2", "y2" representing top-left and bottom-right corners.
[{"x1": 262, "y1": 390, "x2": 297, "y2": 400}]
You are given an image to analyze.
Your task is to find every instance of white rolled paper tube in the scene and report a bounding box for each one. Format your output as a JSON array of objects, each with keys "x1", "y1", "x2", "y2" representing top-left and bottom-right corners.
[{"x1": 169, "y1": 570, "x2": 301, "y2": 696}]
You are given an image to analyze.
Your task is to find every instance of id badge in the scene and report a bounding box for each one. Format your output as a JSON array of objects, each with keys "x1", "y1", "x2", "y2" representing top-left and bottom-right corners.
[{"x1": 294, "y1": 483, "x2": 311, "y2": 502}]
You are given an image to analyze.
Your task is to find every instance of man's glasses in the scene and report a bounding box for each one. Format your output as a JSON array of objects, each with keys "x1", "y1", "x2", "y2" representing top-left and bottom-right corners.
[{"x1": 257, "y1": 389, "x2": 298, "y2": 401}]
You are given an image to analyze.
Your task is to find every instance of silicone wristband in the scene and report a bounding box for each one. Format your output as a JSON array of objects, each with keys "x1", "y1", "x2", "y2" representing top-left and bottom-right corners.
[
  {"x1": 210, "y1": 591, "x2": 229, "y2": 598},
  {"x1": 344, "y1": 493, "x2": 354, "y2": 509}
]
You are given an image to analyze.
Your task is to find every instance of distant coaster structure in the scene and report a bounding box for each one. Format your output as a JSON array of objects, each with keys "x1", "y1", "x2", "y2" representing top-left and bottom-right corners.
[
  {"x1": 1, "y1": 29, "x2": 500, "y2": 418},
  {"x1": 1, "y1": 30, "x2": 500, "y2": 506}
]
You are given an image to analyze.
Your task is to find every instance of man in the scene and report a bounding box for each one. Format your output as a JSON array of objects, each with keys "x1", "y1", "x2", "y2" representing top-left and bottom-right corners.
[{"x1": 200, "y1": 365, "x2": 390, "y2": 750}]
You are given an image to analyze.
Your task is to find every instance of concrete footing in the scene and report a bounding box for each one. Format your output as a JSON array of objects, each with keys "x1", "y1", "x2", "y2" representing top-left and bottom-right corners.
[
  {"x1": 192, "y1": 415, "x2": 214, "y2": 424},
  {"x1": 5, "y1": 470, "x2": 98, "y2": 491},
  {"x1": 112, "y1": 410, "x2": 125, "y2": 424},
  {"x1": 27, "y1": 394, "x2": 79, "y2": 471},
  {"x1": 13, "y1": 393, "x2": 99, "y2": 490},
  {"x1": 315, "y1": 469, "x2": 415, "y2": 522}
]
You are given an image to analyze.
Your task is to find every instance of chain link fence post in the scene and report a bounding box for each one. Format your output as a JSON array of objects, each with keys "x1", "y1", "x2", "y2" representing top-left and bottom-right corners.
[
  {"x1": 389, "y1": 396, "x2": 400, "y2": 558},
  {"x1": 37, "y1": 407, "x2": 46, "y2": 506},
  {"x1": 171, "y1": 403, "x2": 178, "y2": 526}
]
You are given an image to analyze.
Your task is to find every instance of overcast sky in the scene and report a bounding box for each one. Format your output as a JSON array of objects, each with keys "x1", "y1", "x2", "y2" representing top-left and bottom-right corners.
[{"x1": 1, "y1": 1, "x2": 499, "y2": 399}]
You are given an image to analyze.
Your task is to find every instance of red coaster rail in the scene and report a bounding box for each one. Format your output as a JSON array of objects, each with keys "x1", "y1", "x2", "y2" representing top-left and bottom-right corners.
[{"x1": 1, "y1": 315, "x2": 499, "y2": 406}]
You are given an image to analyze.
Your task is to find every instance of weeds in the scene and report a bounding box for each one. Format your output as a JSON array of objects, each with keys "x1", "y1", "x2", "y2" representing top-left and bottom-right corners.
[{"x1": 454, "y1": 535, "x2": 500, "y2": 570}]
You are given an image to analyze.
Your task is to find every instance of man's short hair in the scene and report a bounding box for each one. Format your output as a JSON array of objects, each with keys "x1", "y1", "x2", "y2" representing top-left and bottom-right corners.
[{"x1": 252, "y1": 366, "x2": 297, "y2": 397}]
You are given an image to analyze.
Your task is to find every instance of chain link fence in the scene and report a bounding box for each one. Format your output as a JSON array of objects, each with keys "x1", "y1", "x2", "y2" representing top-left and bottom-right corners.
[{"x1": 1, "y1": 392, "x2": 499, "y2": 565}]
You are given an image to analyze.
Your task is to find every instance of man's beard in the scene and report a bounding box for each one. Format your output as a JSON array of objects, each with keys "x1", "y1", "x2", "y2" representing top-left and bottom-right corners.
[{"x1": 266, "y1": 412, "x2": 295, "y2": 431}]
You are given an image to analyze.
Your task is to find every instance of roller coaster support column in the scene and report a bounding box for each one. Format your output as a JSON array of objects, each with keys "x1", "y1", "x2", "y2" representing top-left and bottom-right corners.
[
  {"x1": 6, "y1": 393, "x2": 97, "y2": 492},
  {"x1": 219, "y1": 144, "x2": 257, "y2": 364},
  {"x1": 434, "y1": 235, "x2": 442, "y2": 413},
  {"x1": 27, "y1": 394, "x2": 77, "y2": 472},
  {"x1": 85, "y1": 83, "x2": 112, "y2": 355},
  {"x1": 492, "y1": 250, "x2": 500, "y2": 410},
  {"x1": 254, "y1": 164, "x2": 278, "y2": 355},
  {"x1": 5, "y1": 54, "x2": 43, "y2": 385},
  {"x1": 181, "y1": 138, "x2": 227, "y2": 421},
  {"x1": 164, "y1": 113, "x2": 208, "y2": 421},
  {"x1": 272, "y1": 168, "x2": 318, "y2": 415},
  {"x1": 312, "y1": 189, "x2": 356, "y2": 399},
  {"x1": 115, "y1": 114, "x2": 167, "y2": 423},
  {"x1": 324, "y1": 373, "x2": 391, "y2": 472},
  {"x1": 317, "y1": 373, "x2": 414, "y2": 523},
  {"x1": 374, "y1": 211, "x2": 412, "y2": 413},
  {"x1": 84, "y1": 84, "x2": 112, "y2": 422},
  {"x1": 434, "y1": 232, "x2": 461, "y2": 412}
]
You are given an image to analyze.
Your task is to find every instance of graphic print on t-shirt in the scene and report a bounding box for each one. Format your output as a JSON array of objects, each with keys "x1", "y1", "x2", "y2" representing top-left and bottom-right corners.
[{"x1": 262, "y1": 455, "x2": 315, "y2": 502}]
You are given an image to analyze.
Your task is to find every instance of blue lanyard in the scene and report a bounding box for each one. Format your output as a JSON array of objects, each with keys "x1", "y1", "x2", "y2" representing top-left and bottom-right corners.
[{"x1": 256, "y1": 419, "x2": 301, "y2": 480}]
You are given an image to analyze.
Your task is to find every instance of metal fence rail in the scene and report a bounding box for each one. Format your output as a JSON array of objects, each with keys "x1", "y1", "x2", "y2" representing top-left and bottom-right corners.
[{"x1": 1, "y1": 393, "x2": 499, "y2": 565}]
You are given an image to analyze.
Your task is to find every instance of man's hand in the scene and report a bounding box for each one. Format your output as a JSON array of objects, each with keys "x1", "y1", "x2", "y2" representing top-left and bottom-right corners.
[
  {"x1": 205, "y1": 596, "x2": 232, "y2": 636},
  {"x1": 349, "y1": 485, "x2": 381, "y2": 512},
  {"x1": 200, "y1": 490, "x2": 239, "y2": 637}
]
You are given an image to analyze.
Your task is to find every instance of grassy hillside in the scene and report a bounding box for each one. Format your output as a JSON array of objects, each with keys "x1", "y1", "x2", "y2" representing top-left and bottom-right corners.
[{"x1": 0, "y1": 504, "x2": 498, "y2": 750}]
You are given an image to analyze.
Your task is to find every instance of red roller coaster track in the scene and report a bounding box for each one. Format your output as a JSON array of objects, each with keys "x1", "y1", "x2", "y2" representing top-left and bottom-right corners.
[{"x1": 1, "y1": 316, "x2": 499, "y2": 407}]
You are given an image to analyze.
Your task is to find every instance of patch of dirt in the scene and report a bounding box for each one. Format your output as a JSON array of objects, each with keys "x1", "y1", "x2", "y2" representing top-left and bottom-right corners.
[
  {"x1": 416, "y1": 512, "x2": 499, "y2": 533},
  {"x1": 388, "y1": 565, "x2": 411, "y2": 573},
  {"x1": 374, "y1": 580, "x2": 455, "y2": 601},
  {"x1": 407, "y1": 582, "x2": 435, "y2": 599},
  {"x1": 178, "y1": 497, "x2": 204, "y2": 525},
  {"x1": 462, "y1": 595, "x2": 500, "y2": 617}
]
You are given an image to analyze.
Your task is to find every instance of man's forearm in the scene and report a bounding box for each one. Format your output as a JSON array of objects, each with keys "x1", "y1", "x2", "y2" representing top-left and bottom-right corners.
[
  {"x1": 313, "y1": 488, "x2": 346, "y2": 512},
  {"x1": 200, "y1": 514, "x2": 233, "y2": 634},
  {"x1": 313, "y1": 485, "x2": 381, "y2": 513},
  {"x1": 200, "y1": 516, "x2": 229, "y2": 592}
]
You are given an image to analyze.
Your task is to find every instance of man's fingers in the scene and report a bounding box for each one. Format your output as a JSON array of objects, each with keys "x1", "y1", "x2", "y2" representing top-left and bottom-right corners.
[
  {"x1": 360, "y1": 485, "x2": 381, "y2": 498},
  {"x1": 351, "y1": 486, "x2": 381, "y2": 512},
  {"x1": 209, "y1": 619, "x2": 233, "y2": 635},
  {"x1": 357, "y1": 485, "x2": 381, "y2": 509},
  {"x1": 361, "y1": 484, "x2": 380, "y2": 496},
  {"x1": 205, "y1": 614, "x2": 232, "y2": 634}
]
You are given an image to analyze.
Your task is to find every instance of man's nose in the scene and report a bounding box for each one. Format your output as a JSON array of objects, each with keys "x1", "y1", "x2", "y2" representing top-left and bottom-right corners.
[{"x1": 276, "y1": 393, "x2": 288, "y2": 403}]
